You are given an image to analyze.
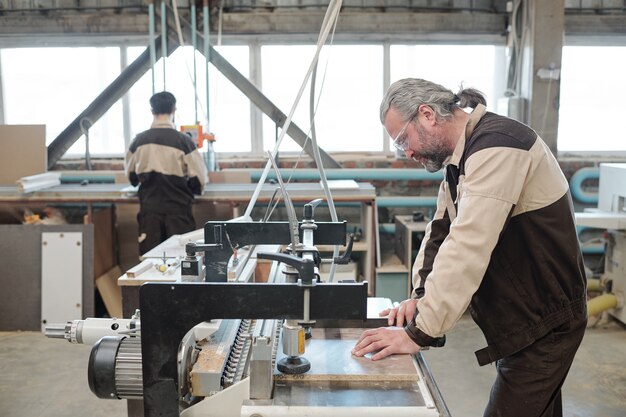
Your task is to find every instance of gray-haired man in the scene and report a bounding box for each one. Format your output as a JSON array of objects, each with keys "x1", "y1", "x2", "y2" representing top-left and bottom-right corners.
[{"x1": 353, "y1": 78, "x2": 587, "y2": 417}]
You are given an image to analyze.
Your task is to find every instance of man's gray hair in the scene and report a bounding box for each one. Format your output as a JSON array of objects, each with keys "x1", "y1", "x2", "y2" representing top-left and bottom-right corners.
[{"x1": 380, "y1": 78, "x2": 487, "y2": 124}]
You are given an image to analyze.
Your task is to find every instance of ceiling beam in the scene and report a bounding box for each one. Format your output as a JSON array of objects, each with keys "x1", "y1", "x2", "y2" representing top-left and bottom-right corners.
[{"x1": 0, "y1": 11, "x2": 623, "y2": 44}]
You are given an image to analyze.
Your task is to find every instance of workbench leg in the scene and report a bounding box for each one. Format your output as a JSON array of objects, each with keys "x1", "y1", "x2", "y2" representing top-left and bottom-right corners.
[{"x1": 362, "y1": 203, "x2": 375, "y2": 296}]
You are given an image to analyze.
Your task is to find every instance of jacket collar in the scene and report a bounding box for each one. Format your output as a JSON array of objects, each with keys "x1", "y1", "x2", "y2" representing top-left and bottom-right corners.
[
  {"x1": 448, "y1": 104, "x2": 487, "y2": 167},
  {"x1": 151, "y1": 120, "x2": 175, "y2": 129}
]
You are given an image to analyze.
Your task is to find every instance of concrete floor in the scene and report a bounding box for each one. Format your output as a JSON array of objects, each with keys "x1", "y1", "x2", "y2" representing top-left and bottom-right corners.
[{"x1": 0, "y1": 314, "x2": 625, "y2": 417}]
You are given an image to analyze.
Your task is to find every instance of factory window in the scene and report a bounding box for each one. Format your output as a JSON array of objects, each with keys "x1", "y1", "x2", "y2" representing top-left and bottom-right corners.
[
  {"x1": 390, "y1": 45, "x2": 498, "y2": 105},
  {"x1": 1, "y1": 47, "x2": 123, "y2": 155},
  {"x1": 261, "y1": 44, "x2": 383, "y2": 152},
  {"x1": 389, "y1": 44, "x2": 500, "y2": 151},
  {"x1": 127, "y1": 44, "x2": 251, "y2": 153},
  {"x1": 558, "y1": 45, "x2": 626, "y2": 152}
]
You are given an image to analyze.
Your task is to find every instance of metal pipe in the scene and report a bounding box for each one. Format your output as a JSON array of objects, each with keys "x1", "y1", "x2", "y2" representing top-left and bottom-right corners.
[
  {"x1": 247, "y1": 168, "x2": 444, "y2": 182},
  {"x1": 587, "y1": 293, "x2": 620, "y2": 317},
  {"x1": 569, "y1": 167, "x2": 599, "y2": 204},
  {"x1": 161, "y1": 0, "x2": 167, "y2": 90},
  {"x1": 191, "y1": 2, "x2": 198, "y2": 122},
  {"x1": 377, "y1": 196, "x2": 437, "y2": 208},
  {"x1": 148, "y1": 0, "x2": 156, "y2": 94},
  {"x1": 203, "y1": 0, "x2": 210, "y2": 132}
]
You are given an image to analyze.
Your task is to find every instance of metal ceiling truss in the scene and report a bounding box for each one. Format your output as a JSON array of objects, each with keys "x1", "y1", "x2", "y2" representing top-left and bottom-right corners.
[{"x1": 46, "y1": 4, "x2": 340, "y2": 168}]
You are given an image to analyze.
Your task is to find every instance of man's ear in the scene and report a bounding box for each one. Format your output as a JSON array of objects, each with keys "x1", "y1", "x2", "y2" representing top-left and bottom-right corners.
[{"x1": 418, "y1": 104, "x2": 436, "y2": 125}]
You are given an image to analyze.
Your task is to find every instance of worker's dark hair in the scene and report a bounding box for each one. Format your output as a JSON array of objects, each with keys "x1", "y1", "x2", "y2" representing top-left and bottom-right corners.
[
  {"x1": 380, "y1": 78, "x2": 487, "y2": 123},
  {"x1": 150, "y1": 91, "x2": 176, "y2": 115}
]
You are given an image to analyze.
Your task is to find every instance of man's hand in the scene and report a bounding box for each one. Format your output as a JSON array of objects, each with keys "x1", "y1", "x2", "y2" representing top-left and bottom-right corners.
[
  {"x1": 352, "y1": 327, "x2": 421, "y2": 361},
  {"x1": 379, "y1": 298, "x2": 418, "y2": 327}
]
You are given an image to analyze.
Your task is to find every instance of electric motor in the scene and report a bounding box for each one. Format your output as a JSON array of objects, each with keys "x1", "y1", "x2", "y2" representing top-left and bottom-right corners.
[{"x1": 87, "y1": 336, "x2": 143, "y2": 400}]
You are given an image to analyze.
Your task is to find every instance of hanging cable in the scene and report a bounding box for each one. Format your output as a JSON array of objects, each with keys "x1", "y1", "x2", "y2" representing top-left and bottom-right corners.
[
  {"x1": 80, "y1": 117, "x2": 93, "y2": 171},
  {"x1": 308, "y1": 8, "x2": 341, "y2": 282},
  {"x1": 261, "y1": 1, "x2": 341, "y2": 271},
  {"x1": 266, "y1": 151, "x2": 300, "y2": 251},
  {"x1": 170, "y1": 0, "x2": 209, "y2": 124},
  {"x1": 242, "y1": 0, "x2": 343, "y2": 220}
]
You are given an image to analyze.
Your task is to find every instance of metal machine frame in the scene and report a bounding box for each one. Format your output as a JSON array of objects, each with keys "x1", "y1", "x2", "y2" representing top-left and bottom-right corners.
[{"x1": 139, "y1": 281, "x2": 368, "y2": 417}]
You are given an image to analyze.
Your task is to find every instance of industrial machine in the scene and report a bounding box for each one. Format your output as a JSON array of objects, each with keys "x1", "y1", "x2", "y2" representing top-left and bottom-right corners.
[
  {"x1": 46, "y1": 198, "x2": 450, "y2": 417},
  {"x1": 576, "y1": 163, "x2": 626, "y2": 323}
]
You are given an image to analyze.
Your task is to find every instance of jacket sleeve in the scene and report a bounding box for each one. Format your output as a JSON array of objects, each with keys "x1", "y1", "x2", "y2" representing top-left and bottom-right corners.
[
  {"x1": 405, "y1": 144, "x2": 532, "y2": 347},
  {"x1": 184, "y1": 148, "x2": 208, "y2": 195},
  {"x1": 411, "y1": 180, "x2": 451, "y2": 299},
  {"x1": 124, "y1": 148, "x2": 139, "y2": 187}
]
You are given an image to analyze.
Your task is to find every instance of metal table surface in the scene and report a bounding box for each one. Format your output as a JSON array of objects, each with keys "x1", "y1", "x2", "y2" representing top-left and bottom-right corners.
[
  {"x1": 242, "y1": 327, "x2": 449, "y2": 417},
  {"x1": 0, "y1": 182, "x2": 376, "y2": 204}
]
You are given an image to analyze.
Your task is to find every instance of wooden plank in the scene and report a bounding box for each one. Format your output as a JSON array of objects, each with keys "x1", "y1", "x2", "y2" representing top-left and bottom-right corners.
[
  {"x1": 95, "y1": 266, "x2": 123, "y2": 318},
  {"x1": 125, "y1": 258, "x2": 154, "y2": 278},
  {"x1": 274, "y1": 328, "x2": 417, "y2": 382},
  {"x1": 0, "y1": 125, "x2": 46, "y2": 185},
  {"x1": 117, "y1": 258, "x2": 179, "y2": 286},
  {"x1": 85, "y1": 207, "x2": 115, "y2": 279},
  {"x1": 208, "y1": 171, "x2": 251, "y2": 183}
]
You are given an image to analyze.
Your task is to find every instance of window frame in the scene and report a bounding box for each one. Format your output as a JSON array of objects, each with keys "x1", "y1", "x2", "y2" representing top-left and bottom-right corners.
[
  {"x1": 557, "y1": 35, "x2": 626, "y2": 157},
  {"x1": 2, "y1": 33, "x2": 623, "y2": 159}
]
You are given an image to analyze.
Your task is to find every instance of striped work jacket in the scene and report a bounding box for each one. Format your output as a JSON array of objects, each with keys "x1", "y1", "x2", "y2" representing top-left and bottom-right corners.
[
  {"x1": 125, "y1": 122, "x2": 208, "y2": 214},
  {"x1": 405, "y1": 105, "x2": 587, "y2": 365}
]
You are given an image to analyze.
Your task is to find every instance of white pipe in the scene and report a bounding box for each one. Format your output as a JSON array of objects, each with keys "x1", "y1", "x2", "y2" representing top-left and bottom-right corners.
[
  {"x1": 148, "y1": 1, "x2": 156, "y2": 94},
  {"x1": 308, "y1": 3, "x2": 342, "y2": 281},
  {"x1": 242, "y1": 0, "x2": 343, "y2": 220},
  {"x1": 191, "y1": 3, "x2": 198, "y2": 122},
  {"x1": 161, "y1": 0, "x2": 167, "y2": 90},
  {"x1": 203, "y1": 0, "x2": 210, "y2": 132}
]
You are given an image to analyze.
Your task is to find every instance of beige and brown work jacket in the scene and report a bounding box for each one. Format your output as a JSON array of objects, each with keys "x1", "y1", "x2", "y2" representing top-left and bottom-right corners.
[{"x1": 404, "y1": 105, "x2": 587, "y2": 365}]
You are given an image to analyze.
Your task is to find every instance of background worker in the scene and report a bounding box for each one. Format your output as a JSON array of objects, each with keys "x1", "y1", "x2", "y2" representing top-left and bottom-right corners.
[
  {"x1": 353, "y1": 78, "x2": 587, "y2": 417},
  {"x1": 125, "y1": 91, "x2": 208, "y2": 255}
]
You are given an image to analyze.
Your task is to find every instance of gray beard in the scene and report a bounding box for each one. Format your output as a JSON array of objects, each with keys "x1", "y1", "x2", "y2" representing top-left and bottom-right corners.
[
  {"x1": 421, "y1": 158, "x2": 445, "y2": 172},
  {"x1": 413, "y1": 124, "x2": 450, "y2": 172}
]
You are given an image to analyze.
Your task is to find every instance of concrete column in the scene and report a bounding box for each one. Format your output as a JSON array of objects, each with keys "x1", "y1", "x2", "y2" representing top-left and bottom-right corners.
[
  {"x1": 0, "y1": 52, "x2": 5, "y2": 124},
  {"x1": 520, "y1": 0, "x2": 564, "y2": 153}
]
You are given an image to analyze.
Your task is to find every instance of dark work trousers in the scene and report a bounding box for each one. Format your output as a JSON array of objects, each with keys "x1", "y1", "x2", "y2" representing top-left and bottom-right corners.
[
  {"x1": 138, "y1": 210, "x2": 196, "y2": 255},
  {"x1": 483, "y1": 318, "x2": 587, "y2": 417}
]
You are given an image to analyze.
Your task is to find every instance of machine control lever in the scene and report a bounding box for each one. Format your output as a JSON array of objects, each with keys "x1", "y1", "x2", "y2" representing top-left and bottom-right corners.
[
  {"x1": 333, "y1": 233, "x2": 355, "y2": 265},
  {"x1": 185, "y1": 224, "x2": 224, "y2": 256},
  {"x1": 257, "y1": 252, "x2": 315, "y2": 285},
  {"x1": 184, "y1": 241, "x2": 223, "y2": 256},
  {"x1": 303, "y1": 198, "x2": 324, "y2": 221}
]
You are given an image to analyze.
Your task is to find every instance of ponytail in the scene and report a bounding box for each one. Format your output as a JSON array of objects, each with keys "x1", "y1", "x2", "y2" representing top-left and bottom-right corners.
[{"x1": 456, "y1": 87, "x2": 487, "y2": 109}]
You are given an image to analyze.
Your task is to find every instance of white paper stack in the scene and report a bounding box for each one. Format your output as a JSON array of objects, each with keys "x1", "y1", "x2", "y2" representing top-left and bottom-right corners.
[{"x1": 16, "y1": 172, "x2": 61, "y2": 193}]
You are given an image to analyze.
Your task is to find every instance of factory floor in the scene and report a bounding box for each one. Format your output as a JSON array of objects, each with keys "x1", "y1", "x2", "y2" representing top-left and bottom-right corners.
[{"x1": 0, "y1": 314, "x2": 625, "y2": 417}]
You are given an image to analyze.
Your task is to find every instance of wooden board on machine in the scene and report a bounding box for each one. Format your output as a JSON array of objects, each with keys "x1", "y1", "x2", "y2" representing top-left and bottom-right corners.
[{"x1": 274, "y1": 328, "x2": 418, "y2": 382}]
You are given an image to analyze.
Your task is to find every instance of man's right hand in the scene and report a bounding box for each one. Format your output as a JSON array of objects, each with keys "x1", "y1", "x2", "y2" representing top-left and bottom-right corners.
[{"x1": 379, "y1": 298, "x2": 418, "y2": 327}]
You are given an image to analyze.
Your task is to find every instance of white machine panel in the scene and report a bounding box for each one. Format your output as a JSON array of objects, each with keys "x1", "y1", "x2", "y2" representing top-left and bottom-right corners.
[
  {"x1": 598, "y1": 163, "x2": 626, "y2": 213},
  {"x1": 41, "y1": 232, "x2": 83, "y2": 331}
]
